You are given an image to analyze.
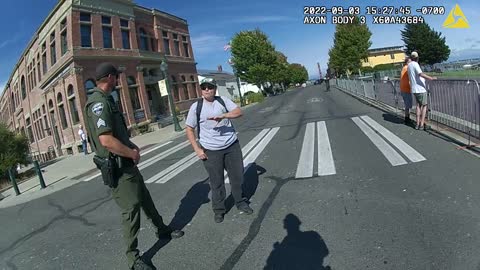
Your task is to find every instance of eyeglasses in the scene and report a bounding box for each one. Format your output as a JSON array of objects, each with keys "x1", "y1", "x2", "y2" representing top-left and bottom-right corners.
[{"x1": 201, "y1": 85, "x2": 215, "y2": 90}]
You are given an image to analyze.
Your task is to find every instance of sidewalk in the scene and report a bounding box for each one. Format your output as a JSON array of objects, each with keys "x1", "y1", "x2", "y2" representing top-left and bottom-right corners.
[{"x1": 0, "y1": 119, "x2": 187, "y2": 208}]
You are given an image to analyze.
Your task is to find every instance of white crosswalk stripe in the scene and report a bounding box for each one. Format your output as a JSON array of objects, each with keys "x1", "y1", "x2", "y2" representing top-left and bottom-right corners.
[
  {"x1": 360, "y1": 116, "x2": 426, "y2": 163},
  {"x1": 317, "y1": 121, "x2": 336, "y2": 176},
  {"x1": 295, "y1": 121, "x2": 336, "y2": 178},
  {"x1": 352, "y1": 116, "x2": 408, "y2": 166},
  {"x1": 82, "y1": 141, "x2": 175, "y2": 182},
  {"x1": 296, "y1": 122, "x2": 316, "y2": 178}
]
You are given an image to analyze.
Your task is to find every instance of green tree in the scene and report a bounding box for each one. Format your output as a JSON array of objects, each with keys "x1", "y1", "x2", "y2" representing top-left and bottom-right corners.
[
  {"x1": 401, "y1": 23, "x2": 450, "y2": 66},
  {"x1": 328, "y1": 16, "x2": 372, "y2": 76},
  {"x1": 270, "y1": 51, "x2": 291, "y2": 90},
  {"x1": 231, "y1": 28, "x2": 277, "y2": 89},
  {"x1": 289, "y1": 63, "x2": 308, "y2": 84},
  {"x1": 0, "y1": 124, "x2": 30, "y2": 175}
]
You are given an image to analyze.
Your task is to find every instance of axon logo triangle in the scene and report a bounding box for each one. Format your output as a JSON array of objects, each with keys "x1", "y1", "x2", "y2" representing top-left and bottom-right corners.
[{"x1": 443, "y1": 4, "x2": 469, "y2": 28}]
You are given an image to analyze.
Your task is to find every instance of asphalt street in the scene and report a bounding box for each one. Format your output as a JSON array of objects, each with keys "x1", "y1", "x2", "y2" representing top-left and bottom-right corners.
[{"x1": 0, "y1": 84, "x2": 479, "y2": 270}]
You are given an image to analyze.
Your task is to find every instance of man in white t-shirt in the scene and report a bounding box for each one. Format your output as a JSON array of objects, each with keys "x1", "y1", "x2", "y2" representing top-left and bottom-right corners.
[
  {"x1": 78, "y1": 125, "x2": 88, "y2": 154},
  {"x1": 407, "y1": 51, "x2": 437, "y2": 130}
]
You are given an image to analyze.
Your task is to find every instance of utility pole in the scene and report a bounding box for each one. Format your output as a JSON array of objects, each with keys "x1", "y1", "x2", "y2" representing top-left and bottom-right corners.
[{"x1": 317, "y1": 62, "x2": 322, "y2": 79}]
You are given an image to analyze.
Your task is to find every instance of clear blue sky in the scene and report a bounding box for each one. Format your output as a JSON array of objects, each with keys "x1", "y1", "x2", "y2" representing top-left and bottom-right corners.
[{"x1": 1, "y1": 0, "x2": 479, "y2": 90}]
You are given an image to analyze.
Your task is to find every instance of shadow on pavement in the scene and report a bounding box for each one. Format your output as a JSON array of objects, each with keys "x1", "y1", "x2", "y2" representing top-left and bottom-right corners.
[
  {"x1": 141, "y1": 178, "x2": 211, "y2": 268},
  {"x1": 263, "y1": 213, "x2": 331, "y2": 270},
  {"x1": 225, "y1": 163, "x2": 265, "y2": 214},
  {"x1": 382, "y1": 113, "x2": 405, "y2": 125}
]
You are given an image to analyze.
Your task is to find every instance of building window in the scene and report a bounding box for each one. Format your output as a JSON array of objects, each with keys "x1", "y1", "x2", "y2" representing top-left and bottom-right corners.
[
  {"x1": 60, "y1": 18, "x2": 67, "y2": 55},
  {"x1": 163, "y1": 31, "x2": 170, "y2": 55},
  {"x1": 42, "y1": 46, "x2": 47, "y2": 75},
  {"x1": 80, "y1": 25, "x2": 91, "y2": 47},
  {"x1": 61, "y1": 30, "x2": 67, "y2": 55},
  {"x1": 60, "y1": 18, "x2": 67, "y2": 29},
  {"x1": 173, "y1": 33, "x2": 180, "y2": 56},
  {"x1": 50, "y1": 31, "x2": 57, "y2": 66},
  {"x1": 139, "y1": 28, "x2": 149, "y2": 51},
  {"x1": 67, "y1": 85, "x2": 80, "y2": 124},
  {"x1": 128, "y1": 76, "x2": 141, "y2": 110},
  {"x1": 103, "y1": 27, "x2": 112, "y2": 48},
  {"x1": 80, "y1": 12, "x2": 90, "y2": 22},
  {"x1": 181, "y1": 75, "x2": 189, "y2": 100},
  {"x1": 85, "y1": 79, "x2": 96, "y2": 96},
  {"x1": 120, "y1": 19, "x2": 129, "y2": 28},
  {"x1": 183, "y1": 42, "x2": 190, "y2": 58},
  {"x1": 26, "y1": 117, "x2": 34, "y2": 143},
  {"x1": 121, "y1": 30, "x2": 130, "y2": 49},
  {"x1": 171, "y1": 76, "x2": 179, "y2": 102},
  {"x1": 21, "y1": 76, "x2": 26, "y2": 100},
  {"x1": 57, "y1": 93, "x2": 68, "y2": 129},
  {"x1": 101, "y1": 16, "x2": 111, "y2": 25},
  {"x1": 390, "y1": 53, "x2": 395, "y2": 60},
  {"x1": 37, "y1": 54, "x2": 42, "y2": 81}
]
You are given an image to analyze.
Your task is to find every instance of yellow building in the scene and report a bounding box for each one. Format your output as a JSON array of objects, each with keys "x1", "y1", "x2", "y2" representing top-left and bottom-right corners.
[{"x1": 362, "y1": 46, "x2": 406, "y2": 68}]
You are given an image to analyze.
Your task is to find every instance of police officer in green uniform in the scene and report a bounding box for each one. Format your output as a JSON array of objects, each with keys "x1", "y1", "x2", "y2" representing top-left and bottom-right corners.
[{"x1": 84, "y1": 62, "x2": 184, "y2": 270}]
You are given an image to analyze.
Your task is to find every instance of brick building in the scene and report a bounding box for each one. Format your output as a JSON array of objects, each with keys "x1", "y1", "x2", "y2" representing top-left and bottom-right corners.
[{"x1": 0, "y1": 0, "x2": 200, "y2": 162}]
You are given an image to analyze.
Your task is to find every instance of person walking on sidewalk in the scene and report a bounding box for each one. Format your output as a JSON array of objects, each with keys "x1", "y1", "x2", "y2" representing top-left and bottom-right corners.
[
  {"x1": 407, "y1": 51, "x2": 437, "y2": 130},
  {"x1": 185, "y1": 77, "x2": 254, "y2": 223},
  {"x1": 84, "y1": 62, "x2": 184, "y2": 270},
  {"x1": 400, "y1": 57, "x2": 413, "y2": 125},
  {"x1": 78, "y1": 125, "x2": 89, "y2": 155}
]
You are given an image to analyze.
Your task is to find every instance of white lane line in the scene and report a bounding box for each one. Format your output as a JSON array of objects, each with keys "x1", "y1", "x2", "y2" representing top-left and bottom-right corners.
[
  {"x1": 225, "y1": 127, "x2": 280, "y2": 183},
  {"x1": 82, "y1": 141, "x2": 173, "y2": 182},
  {"x1": 352, "y1": 117, "x2": 407, "y2": 166},
  {"x1": 360, "y1": 116, "x2": 426, "y2": 163},
  {"x1": 295, "y1": 122, "x2": 316, "y2": 178},
  {"x1": 317, "y1": 121, "x2": 336, "y2": 176},
  {"x1": 225, "y1": 128, "x2": 271, "y2": 183}
]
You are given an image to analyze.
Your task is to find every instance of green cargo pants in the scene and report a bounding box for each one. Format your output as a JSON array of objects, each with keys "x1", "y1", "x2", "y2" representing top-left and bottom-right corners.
[{"x1": 112, "y1": 167, "x2": 165, "y2": 269}]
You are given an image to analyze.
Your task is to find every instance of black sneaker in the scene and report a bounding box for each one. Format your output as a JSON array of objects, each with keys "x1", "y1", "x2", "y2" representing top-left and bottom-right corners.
[
  {"x1": 132, "y1": 259, "x2": 153, "y2": 270},
  {"x1": 214, "y1": 213, "x2": 224, "y2": 223},
  {"x1": 237, "y1": 203, "x2": 254, "y2": 215},
  {"x1": 156, "y1": 226, "x2": 184, "y2": 239}
]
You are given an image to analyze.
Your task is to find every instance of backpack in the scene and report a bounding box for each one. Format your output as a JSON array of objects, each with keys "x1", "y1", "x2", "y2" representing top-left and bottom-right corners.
[{"x1": 196, "y1": 96, "x2": 228, "y2": 139}]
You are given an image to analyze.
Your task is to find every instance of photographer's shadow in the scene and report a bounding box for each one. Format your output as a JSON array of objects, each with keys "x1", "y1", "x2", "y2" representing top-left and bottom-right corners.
[
  {"x1": 264, "y1": 214, "x2": 331, "y2": 270},
  {"x1": 226, "y1": 163, "x2": 266, "y2": 213},
  {"x1": 141, "y1": 178, "x2": 211, "y2": 268}
]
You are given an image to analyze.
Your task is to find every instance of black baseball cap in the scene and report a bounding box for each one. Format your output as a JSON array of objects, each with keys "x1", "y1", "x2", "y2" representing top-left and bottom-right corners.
[{"x1": 95, "y1": 62, "x2": 120, "y2": 80}]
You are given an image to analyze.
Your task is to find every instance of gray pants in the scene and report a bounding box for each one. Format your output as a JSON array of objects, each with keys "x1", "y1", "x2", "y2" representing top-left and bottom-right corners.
[{"x1": 202, "y1": 140, "x2": 246, "y2": 214}]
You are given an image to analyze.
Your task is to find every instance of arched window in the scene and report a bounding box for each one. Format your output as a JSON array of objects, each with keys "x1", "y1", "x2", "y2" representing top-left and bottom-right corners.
[
  {"x1": 10, "y1": 92, "x2": 14, "y2": 113},
  {"x1": 21, "y1": 76, "x2": 26, "y2": 100},
  {"x1": 181, "y1": 75, "x2": 189, "y2": 100},
  {"x1": 128, "y1": 76, "x2": 141, "y2": 110},
  {"x1": 67, "y1": 85, "x2": 80, "y2": 124},
  {"x1": 139, "y1": 28, "x2": 149, "y2": 51},
  {"x1": 57, "y1": 92, "x2": 63, "y2": 103},
  {"x1": 57, "y1": 93, "x2": 68, "y2": 129},
  {"x1": 48, "y1": 99, "x2": 54, "y2": 109}
]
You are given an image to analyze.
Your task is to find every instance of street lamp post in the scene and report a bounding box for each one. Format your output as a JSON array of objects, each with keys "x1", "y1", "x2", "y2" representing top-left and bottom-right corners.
[{"x1": 160, "y1": 60, "x2": 182, "y2": 132}]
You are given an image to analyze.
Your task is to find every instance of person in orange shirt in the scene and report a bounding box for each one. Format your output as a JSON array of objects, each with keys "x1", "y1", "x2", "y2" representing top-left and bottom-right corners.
[{"x1": 400, "y1": 57, "x2": 412, "y2": 124}]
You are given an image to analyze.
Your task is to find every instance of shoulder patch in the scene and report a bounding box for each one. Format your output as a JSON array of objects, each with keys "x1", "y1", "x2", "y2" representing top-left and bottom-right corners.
[{"x1": 92, "y1": 102, "x2": 104, "y2": 116}]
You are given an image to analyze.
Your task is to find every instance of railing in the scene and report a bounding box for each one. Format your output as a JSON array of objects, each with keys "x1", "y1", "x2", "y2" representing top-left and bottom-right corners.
[{"x1": 334, "y1": 78, "x2": 480, "y2": 144}]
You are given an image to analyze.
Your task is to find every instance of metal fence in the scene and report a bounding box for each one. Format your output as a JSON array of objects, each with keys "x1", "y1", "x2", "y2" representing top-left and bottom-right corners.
[{"x1": 334, "y1": 78, "x2": 480, "y2": 144}]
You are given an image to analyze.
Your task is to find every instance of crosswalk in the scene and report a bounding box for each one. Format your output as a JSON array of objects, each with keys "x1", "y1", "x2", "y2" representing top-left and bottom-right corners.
[{"x1": 83, "y1": 115, "x2": 426, "y2": 184}]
